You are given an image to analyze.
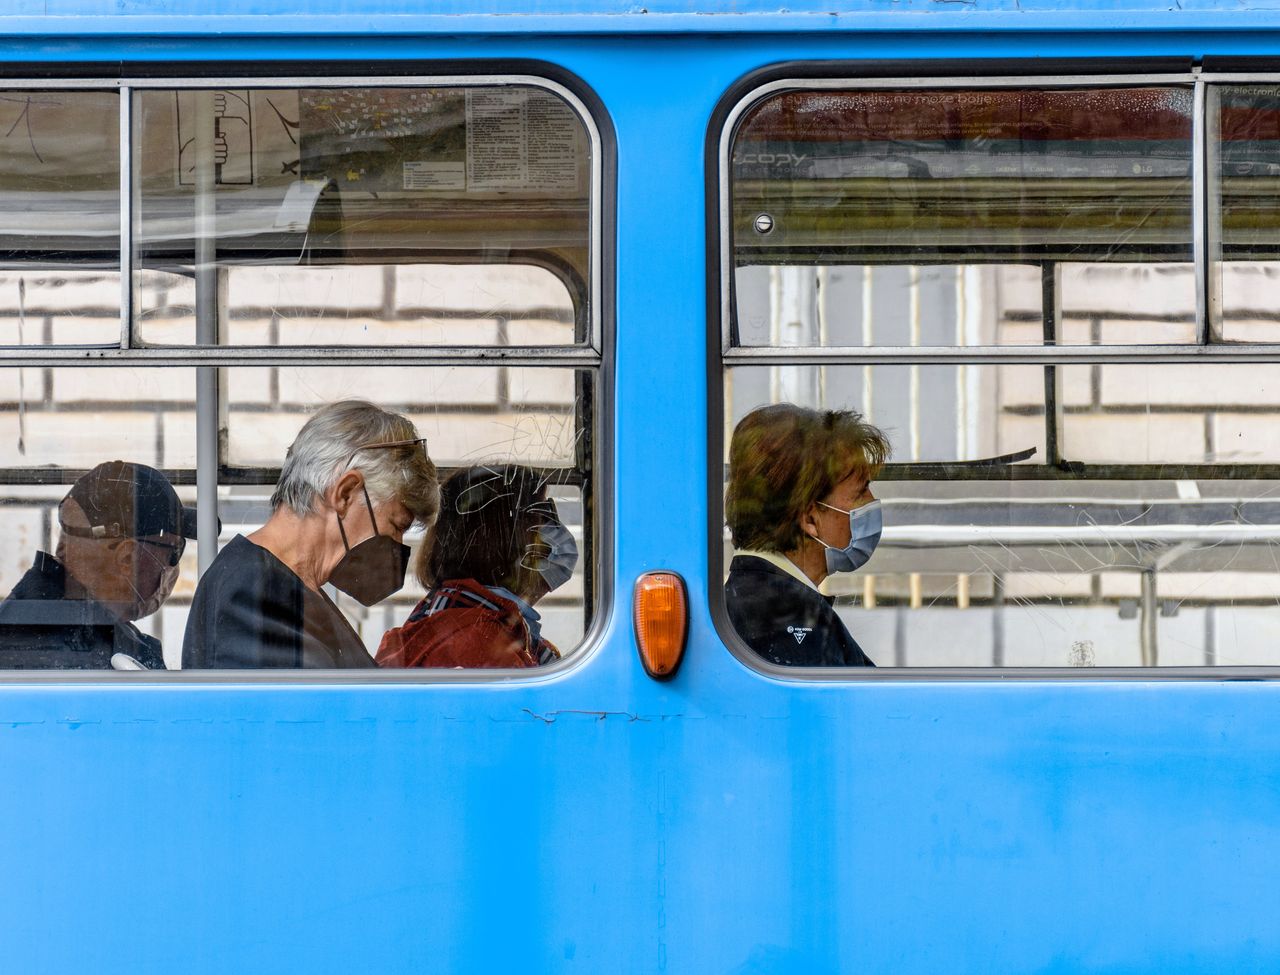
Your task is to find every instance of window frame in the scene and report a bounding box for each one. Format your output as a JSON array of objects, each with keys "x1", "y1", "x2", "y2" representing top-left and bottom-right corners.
[
  {"x1": 707, "y1": 59, "x2": 1280, "y2": 680},
  {"x1": 0, "y1": 61, "x2": 615, "y2": 683}
]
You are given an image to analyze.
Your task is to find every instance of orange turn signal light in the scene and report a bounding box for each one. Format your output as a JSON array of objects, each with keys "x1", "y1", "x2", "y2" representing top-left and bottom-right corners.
[{"x1": 633, "y1": 571, "x2": 689, "y2": 680}]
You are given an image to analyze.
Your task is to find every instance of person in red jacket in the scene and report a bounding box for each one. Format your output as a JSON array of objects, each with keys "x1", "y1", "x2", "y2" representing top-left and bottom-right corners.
[{"x1": 377, "y1": 465, "x2": 578, "y2": 669}]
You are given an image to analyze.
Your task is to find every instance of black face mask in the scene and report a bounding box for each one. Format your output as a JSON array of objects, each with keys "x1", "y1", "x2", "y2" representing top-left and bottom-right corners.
[{"x1": 328, "y1": 485, "x2": 411, "y2": 606}]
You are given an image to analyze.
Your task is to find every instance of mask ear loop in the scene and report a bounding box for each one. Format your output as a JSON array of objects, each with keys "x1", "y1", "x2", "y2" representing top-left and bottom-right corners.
[
  {"x1": 361, "y1": 484, "x2": 382, "y2": 536},
  {"x1": 335, "y1": 482, "x2": 382, "y2": 554}
]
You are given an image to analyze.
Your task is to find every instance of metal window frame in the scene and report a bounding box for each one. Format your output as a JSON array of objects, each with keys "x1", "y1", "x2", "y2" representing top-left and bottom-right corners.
[
  {"x1": 0, "y1": 65, "x2": 614, "y2": 684},
  {"x1": 708, "y1": 61, "x2": 1280, "y2": 680}
]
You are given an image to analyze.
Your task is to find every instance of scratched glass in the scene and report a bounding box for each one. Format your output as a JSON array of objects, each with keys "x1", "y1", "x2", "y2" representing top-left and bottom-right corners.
[
  {"x1": 724, "y1": 368, "x2": 1280, "y2": 668},
  {"x1": 730, "y1": 88, "x2": 1195, "y2": 347},
  {"x1": 1213, "y1": 85, "x2": 1280, "y2": 343},
  {"x1": 0, "y1": 90, "x2": 121, "y2": 344},
  {"x1": 132, "y1": 86, "x2": 591, "y2": 346},
  {"x1": 206, "y1": 480, "x2": 588, "y2": 668}
]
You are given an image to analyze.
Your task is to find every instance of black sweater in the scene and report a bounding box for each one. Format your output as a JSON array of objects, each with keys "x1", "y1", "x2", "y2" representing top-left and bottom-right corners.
[
  {"x1": 725, "y1": 555, "x2": 875, "y2": 668},
  {"x1": 182, "y1": 535, "x2": 375, "y2": 669}
]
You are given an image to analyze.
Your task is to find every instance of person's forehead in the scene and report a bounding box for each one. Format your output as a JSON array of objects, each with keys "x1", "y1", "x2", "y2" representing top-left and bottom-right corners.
[
  {"x1": 833, "y1": 470, "x2": 870, "y2": 496},
  {"x1": 377, "y1": 497, "x2": 414, "y2": 521}
]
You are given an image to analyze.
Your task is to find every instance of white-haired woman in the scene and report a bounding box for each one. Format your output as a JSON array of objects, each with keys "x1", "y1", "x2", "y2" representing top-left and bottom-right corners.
[{"x1": 182, "y1": 401, "x2": 439, "y2": 669}]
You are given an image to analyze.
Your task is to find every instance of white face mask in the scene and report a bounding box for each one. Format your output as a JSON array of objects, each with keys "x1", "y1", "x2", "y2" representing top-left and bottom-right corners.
[
  {"x1": 811, "y1": 499, "x2": 883, "y2": 575},
  {"x1": 523, "y1": 520, "x2": 579, "y2": 592}
]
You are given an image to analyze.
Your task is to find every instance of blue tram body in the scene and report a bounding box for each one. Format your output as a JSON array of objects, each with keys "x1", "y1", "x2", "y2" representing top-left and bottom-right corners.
[{"x1": 1, "y1": 3, "x2": 1279, "y2": 974}]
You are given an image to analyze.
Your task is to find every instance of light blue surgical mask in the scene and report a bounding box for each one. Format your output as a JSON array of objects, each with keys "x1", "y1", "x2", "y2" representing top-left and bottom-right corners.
[
  {"x1": 812, "y1": 499, "x2": 882, "y2": 575},
  {"x1": 524, "y1": 519, "x2": 579, "y2": 592}
]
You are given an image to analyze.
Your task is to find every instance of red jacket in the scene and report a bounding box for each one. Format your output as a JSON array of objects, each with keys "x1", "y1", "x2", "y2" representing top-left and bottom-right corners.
[{"x1": 377, "y1": 578, "x2": 560, "y2": 669}]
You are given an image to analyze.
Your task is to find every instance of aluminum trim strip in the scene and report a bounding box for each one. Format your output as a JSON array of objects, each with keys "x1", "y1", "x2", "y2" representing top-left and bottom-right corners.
[
  {"x1": 0, "y1": 346, "x2": 601, "y2": 367},
  {"x1": 1193, "y1": 78, "x2": 1208, "y2": 345},
  {"x1": 118, "y1": 85, "x2": 132, "y2": 351},
  {"x1": 723, "y1": 344, "x2": 1280, "y2": 365}
]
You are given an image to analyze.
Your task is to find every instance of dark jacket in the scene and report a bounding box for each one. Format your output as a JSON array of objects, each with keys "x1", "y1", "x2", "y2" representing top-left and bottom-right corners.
[
  {"x1": 377, "y1": 578, "x2": 559, "y2": 669},
  {"x1": 0, "y1": 552, "x2": 166, "y2": 669},
  {"x1": 182, "y1": 535, "x2": 376, "y2": 669},
  {"x1": 725, "y1": 554, "x2": 875, "y2": 667}
]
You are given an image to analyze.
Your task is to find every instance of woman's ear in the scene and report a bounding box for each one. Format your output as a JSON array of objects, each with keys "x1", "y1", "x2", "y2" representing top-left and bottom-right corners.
[
  {"x1": 797, "y1": 502, "x2": 822, "y2": 542},
  {"x1": 329, "y1": 469, "x2": 365, "y2": 518}
]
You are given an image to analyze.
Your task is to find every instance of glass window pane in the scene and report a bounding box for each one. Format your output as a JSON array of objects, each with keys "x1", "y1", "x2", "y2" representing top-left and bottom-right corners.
[
  {"x1": 0, "y1": 91, "x2": 120, "y2": 344},
  {"x1": 724, "y1": 372, "x2": 1280, "y2": 667},
  {"x1": 133, "y1": 86, "x2": 591, "y2": 347},
  {"x1": 727, "y1": 363, "x2": 1046, "y2": 465},
  {"x1": 731, "y1": 87, "x2": 1194, "y2": 347},
  {"x1": 839, "y1": 478, "x2": 1280, "y2": 667},
  {"x1": 200, "y1": 365, "x2": 593, "y2": 670},
  {"x1": 1214, "y1": 84, "x2": 1280, "y2": 342},
  {"x1": 1060, "y1": 364, "x2": 1280, "y2": 465},
  {"x1": 0, "y1": 366, "x2": 194, "y2": 468},
  {"x1": 0, "y1": 367, "x2": 200, "y2": 669},
  {"x1": 225, "y1": 366, "x2": 586, "y2": 470},
  {"x1": 0, "y1": 363, "x2": 592, "y2": 671}
]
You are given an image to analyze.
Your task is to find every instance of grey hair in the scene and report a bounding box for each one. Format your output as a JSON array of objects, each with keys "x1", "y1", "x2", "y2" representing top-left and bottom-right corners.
[{"x1": 270, "y1": 400, "x2": 440, "y2": 525}]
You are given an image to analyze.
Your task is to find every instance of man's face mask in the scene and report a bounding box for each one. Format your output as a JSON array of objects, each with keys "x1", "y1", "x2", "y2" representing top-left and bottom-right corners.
[
  {"x1": 123, "y1": 537, "x2": 183, "y2": 620},
  {"x1": 329, "y1": 485, "x2": 411, "y2": 606}
]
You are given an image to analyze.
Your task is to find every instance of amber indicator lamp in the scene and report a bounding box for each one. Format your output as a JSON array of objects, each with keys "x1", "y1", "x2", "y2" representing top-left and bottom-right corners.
[{"x1": 632, "y1": 571, "x2": 689, "y2": 680}]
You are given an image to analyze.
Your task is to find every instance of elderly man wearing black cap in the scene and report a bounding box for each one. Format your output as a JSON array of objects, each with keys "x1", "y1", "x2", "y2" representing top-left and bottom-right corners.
[{"x1": 0, "y1": 460, "x2": 200, "y2": 670}]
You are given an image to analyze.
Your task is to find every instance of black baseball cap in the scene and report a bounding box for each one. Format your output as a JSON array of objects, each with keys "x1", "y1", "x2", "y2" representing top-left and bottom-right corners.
[{"x1": 59, "y1": 461, "x2": 200, "y2": 540}]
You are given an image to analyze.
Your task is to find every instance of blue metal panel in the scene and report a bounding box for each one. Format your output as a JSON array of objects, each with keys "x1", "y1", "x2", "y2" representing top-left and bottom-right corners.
[
  {"x1": 2, "y1": 28, "x2": 1280, "y2": 975},
  {"x1": 6, "y1": 1, "x2": 1280, "y2": 36}
]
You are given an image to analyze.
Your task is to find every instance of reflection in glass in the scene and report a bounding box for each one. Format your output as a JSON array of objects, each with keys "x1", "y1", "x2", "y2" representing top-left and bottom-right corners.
[
  {"x1": 0, "y1": 91, "x2": 120, "y2": 343},
  {"x1": 731, "y1": 87, "x2": 1194, "y2": 346},
  {"x1": 225, "y1": 366, "x2": 586, "y2": 470},
  {"x1": 133, "y1": 87, "x2": 591, "y2": 346},
  {"x1": 1214, "y1": 85, "x2": 1280, "y2": 342},
  {"x1": 728, "y1": 363, "x2": 1045, "y2": 465}
]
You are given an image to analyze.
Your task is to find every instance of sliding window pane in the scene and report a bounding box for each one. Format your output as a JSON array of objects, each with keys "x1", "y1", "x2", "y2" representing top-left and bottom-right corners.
[
  {"x1": 133, "y1": 87, "x2": 590, "y2": 346},
  {"x1": 724, "y1": 368, "x2": 1280, "y2": 667},
  {"x1": 731, "y1": 88, "x2": 1194, "y2": 346},
  {"x1": 0, "y1": 367, "x2": 200, "y2": 670},
  {"x1": 217, "y1": 365, "x2": 593, "y2": 667},
  {"x1": 0, "y1": 91, "x2": 119, "y2": 344}
]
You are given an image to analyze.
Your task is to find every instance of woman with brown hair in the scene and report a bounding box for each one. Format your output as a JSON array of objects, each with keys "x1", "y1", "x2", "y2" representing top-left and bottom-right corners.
[
  {"x1": 377, "y1": 464, "x2": 577, "y2": 669},
  {"x1": 725, "y1": 404, "x2": 890, "y2": 667}
]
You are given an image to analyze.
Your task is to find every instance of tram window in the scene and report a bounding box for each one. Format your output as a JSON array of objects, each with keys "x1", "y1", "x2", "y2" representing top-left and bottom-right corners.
[
  {"x1": 133, "y1": 86, "x2": 590, "y2": 347},
  {"x1": 0, "y1": 91, "x2": 121, "y2": 344},
  {"x1": 718, "y1": 77, "x2": 1280, "y2": 670},
  {"x1": 0, "y1": 76, "x2": 601, "y2": 675}
]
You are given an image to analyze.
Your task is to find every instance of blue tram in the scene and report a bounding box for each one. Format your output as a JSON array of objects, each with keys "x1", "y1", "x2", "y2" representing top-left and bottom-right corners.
[{"x1": 2, "y1": 1, "x2": 1280, "y2": 972}]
